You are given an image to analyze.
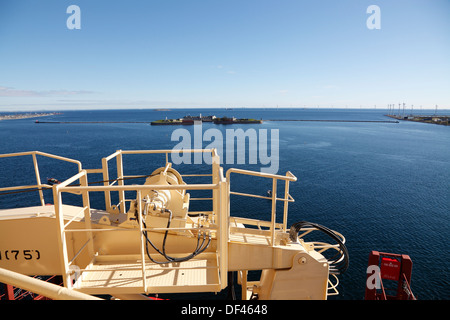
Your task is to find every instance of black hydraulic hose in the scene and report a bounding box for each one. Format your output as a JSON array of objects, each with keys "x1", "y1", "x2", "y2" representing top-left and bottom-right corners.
[
  {"x1": 142, "y1": 208, "x2": 211, "y2": 264},
  {"x1": 289, "y1": 221, "x2": 349, "y2": 275},
  {"x1": 160, "y1": 209, "x2": 211, "y2": 262},
  {"x1": 227, "y1": 271, "x2": 236, "y2": 300}
]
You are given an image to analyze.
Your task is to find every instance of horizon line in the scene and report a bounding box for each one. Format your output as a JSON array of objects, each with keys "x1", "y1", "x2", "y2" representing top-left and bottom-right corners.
[{"x1": 1, "y1": 106, "x2": 449, "y2": 113}]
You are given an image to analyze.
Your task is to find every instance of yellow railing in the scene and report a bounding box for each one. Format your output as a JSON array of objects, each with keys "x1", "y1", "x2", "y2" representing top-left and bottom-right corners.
[
  {"x1": 0, "y1": 151, "x2": 82, "y2": 206},
  {"x1": 52, "y1": 170, "x2": 94, "y2": 289},
  {"x1": 226, "y1": 168, "x2": 297, "y2": 246},
  {"x1": 1, "y1": 149, "x2": 299, "y2": 293},
  {"x1": 52, "y1": 149, "x2": 229, "y2": 292},
  {"x1": 100, "y1": 149, "x2": 216, "y2": 214}
]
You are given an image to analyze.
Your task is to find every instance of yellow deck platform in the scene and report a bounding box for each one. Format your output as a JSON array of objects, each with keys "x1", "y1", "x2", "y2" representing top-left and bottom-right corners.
[{"x1": 75, "y1": 253, "x2": 221, "y2": 295}]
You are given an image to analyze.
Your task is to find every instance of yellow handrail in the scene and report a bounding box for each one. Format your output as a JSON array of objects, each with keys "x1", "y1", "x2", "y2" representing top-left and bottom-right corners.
[
  {"x1": 0, "y1": 151, "x2": 82, "y2": 206},
  {"x1": 226, "y1": 168, "x2": 297, "y2": 243},
  {"x1": 51, "y1": 149, "x2": 228, "y2": 292},
  {"x1": 0, "y1": 267, "x2": 101, "y2": 300}
]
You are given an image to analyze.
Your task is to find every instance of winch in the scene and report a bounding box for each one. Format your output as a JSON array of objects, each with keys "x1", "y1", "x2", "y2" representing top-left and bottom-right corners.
[
  {"x1": 0, "y1": 149, "x2": 349, "y2": 300},
  {"x1": 124, "y1": 164, "x2": 190, "y2": 232}
]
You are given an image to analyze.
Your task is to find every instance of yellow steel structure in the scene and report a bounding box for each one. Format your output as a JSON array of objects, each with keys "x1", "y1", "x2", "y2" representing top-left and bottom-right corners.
[{"x1": 0, "y1": 149, "x2": 347, "y2": 300}]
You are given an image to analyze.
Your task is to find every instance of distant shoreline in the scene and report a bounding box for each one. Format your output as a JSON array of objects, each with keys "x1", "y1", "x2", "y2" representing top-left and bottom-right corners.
[
  {"x1": 385, "y1": 114, "x2": 449, "y2": 126},
  {"x1": 0, "y1": 112, "x2": 60, "y2": 121}
]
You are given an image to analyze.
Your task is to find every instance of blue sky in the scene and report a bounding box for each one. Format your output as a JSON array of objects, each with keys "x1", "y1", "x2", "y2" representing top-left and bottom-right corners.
[{"x1": 0, "y1": 0, "x2": 449, "y2": 111}]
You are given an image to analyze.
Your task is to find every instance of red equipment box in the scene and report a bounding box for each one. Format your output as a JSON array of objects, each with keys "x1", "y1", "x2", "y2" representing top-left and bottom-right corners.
[{"x1": 380, "y1": 257, "x2": 401, "y2": 281}]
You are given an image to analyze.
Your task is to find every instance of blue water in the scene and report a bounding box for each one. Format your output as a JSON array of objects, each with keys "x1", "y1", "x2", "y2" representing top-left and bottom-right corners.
[{"x1": 0, "y1": 108, "x2": 449, "y2": 300}]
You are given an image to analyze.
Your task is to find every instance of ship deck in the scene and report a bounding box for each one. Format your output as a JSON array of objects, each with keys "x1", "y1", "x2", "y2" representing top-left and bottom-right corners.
[
  {"x1": 0, "y1": 204, "x2": 109, "y2": 223},
  {"x1": 75, "y1": 253, "x2": 221, "y2": 295}
]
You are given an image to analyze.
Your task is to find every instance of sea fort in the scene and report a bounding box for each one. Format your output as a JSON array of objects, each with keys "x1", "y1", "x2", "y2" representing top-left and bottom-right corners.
[{"x1": 151, "y1": 114, "x2": 262, "y2": 125}]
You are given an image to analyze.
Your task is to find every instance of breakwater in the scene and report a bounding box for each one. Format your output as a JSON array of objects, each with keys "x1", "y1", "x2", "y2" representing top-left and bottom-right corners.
[
  {"x1": 35, "y1": 121, "x2": 149, "y2": 124},
  {"x1": 35, "y1": 119, "x2": 399, "y2": 125},
  {"x1": 266, "y1": 119, "x2": 399, "y2": 123}
]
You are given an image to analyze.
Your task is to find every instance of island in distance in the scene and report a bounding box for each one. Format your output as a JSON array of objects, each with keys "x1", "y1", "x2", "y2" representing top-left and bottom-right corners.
[{"x1": 151, "y1": 114, "x2": 262, "y2": 125}]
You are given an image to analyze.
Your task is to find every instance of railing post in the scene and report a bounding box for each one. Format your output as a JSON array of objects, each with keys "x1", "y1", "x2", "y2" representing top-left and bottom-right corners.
[
  {"x1": 137, "y1": 190, "x2": 147, "y2": 293},
  {"x1": 116, "y1": 150, "x2": 125, "y2": 213},
  {"x1": 270, "y1": 178, "x2": 277, "y2": 246},
  {"x1": 101, "y1": 157, "x2": 112, "y2": 212},
  {"x1": 53, "y1": 185, "x2": 71, "y2": 289},
  {"x1": 282, "y1": 176, "x2": 290, "y2": 232},
  {"x1": 32, "y1": 153, "x2": 45, "y2": 206},
  {"x1": 80, "y1": 172, "x2": 95, "y2": 258},
  {"x1": 212, "y1": 149, "x2": 220, "y2": 220},
  {"x1": 218, "y1": 174, "x2": 229, "y2": 289}
]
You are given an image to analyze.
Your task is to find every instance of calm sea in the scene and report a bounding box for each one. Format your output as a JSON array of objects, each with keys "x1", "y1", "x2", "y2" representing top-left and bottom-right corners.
[{"x1": 0, "y1": 108, "x2": 449, "y2": 300}]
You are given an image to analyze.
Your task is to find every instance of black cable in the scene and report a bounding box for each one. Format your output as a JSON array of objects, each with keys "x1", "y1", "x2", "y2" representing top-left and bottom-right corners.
[
  {"x1": 142, "y1": 207, "x2": 211, "y2": 264},
  {"x1": 160, "y1": 209, "x2": 210, "y2": 262},
  {"x1": 227, "y1": 271, "x2": 236, "y2": 300},
  {"x1": 289, "y1": 221, "x2": 349, "y2": 275},
  {"x1": 187, "y1": 212, "x2": 205, "y2": 217}
]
